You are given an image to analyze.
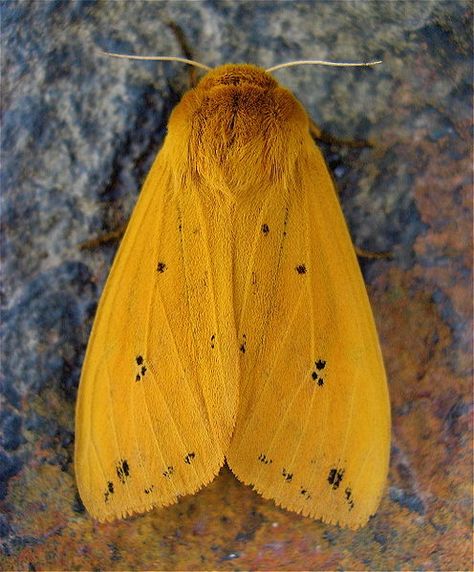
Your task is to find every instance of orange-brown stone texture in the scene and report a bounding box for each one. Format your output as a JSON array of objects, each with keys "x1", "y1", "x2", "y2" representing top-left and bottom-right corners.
[{"x1": 1, "y1": 1, "x2": 472, "y2": 570}]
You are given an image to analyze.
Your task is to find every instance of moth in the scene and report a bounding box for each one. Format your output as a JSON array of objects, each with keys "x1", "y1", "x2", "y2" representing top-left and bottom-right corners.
[{"x1": 75, "y1": 59, "x2": 390, "y2": 529}]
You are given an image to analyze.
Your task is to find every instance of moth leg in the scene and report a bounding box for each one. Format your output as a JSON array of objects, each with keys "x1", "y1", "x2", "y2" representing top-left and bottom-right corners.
[
  {"x1": 81, "y1": 20, "x2": 195, "y2": 255},
  {"x1": 309, "y1": 118, "x2": 373, "y2": 149},
  {"x1": 310, "y1": 119, "x2": 388, "y2": 259},
  {"x1": 167, "y1": 21, "x2": 198, "y2": 87},
  {"x1": 355, "y1": 245, "x2": 392, "y2": 260},
  {"x1": 79, "y1": 223, "x2": 127, "y2": 250}
]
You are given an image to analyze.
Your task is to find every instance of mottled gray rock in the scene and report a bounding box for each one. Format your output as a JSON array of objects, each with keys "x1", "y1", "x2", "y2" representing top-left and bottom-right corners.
[{"x1": 1, "y1": 1, "x2": 472, "y2": 569}]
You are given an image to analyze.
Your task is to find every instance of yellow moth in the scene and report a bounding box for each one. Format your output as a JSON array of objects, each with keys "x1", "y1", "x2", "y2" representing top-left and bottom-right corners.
[{"x1": 75, "y1": 56, "x2": 391, "y2": 529}]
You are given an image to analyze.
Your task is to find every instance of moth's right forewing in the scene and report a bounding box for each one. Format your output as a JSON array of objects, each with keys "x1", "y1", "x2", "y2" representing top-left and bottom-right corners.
[{"x1": 227, "y1": 132, "x2": 390, "y2": 530}]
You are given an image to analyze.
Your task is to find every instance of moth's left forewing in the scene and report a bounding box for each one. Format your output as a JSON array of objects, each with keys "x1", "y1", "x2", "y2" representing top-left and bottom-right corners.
[
  {"x1": 75, "y1": 141, "x2": 239, "y2": 522},
  {"x1": 227, "y1": 133, "x2": 391, "y2": 529}
]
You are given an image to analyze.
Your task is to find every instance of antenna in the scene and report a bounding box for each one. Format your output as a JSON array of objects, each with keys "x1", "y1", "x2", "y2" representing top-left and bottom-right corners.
[
  {"x1": 266, "y1": 59, "x2": 382, "y2": 72},
  {"x1": 97, "y1": 49, "x2": 211, "y2": 71}
]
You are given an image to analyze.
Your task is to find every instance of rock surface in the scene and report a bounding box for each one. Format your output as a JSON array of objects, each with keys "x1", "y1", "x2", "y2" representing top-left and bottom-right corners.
[{"x1": 1, "y1": 1, "x2": 472, "y2": 570}]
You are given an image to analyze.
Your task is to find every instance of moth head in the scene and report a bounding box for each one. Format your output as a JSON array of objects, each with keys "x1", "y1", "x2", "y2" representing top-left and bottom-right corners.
[
  {"x1": 197, "y1": 64, "x2": 278, "y2": 90},
  {"x1": 185, "y1": 63, "x2": 307, "y2": 131}
]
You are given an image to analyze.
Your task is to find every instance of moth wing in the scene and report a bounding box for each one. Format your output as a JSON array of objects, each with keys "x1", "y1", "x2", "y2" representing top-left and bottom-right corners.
[
  {"x1": 75, "y1": 151, "x2": 238, "y2": 521},
  {"x1": 227, "y1": 143, "x2": 390, "y2": 529}
]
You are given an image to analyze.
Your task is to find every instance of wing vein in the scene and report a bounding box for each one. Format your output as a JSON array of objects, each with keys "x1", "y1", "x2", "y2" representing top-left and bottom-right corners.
[
  {"x1": 250, "y1": 289, "x2": 307, "y2": 484},
  {"x1": 91, "y1": 437, "x2": 108, "y2": 488},
  {"x1": 193, "y1": 190, "x2": 231, "y2": 421},
  {"x1": 178, "y1": 198, "x2": 213, "y2": 433},
  {"x1": 140, "y1": 192, "x2": 203, "y2": 488},
  {"x1": 318, "y1": 375, "x2": 358, "y2": 510},
  {"x1": 241, "y1": 195, "x2": 291, "y2": 397},
  {"x1": 274, "y1": 186, "x2": 331, "y2": 501},
  {"x1": 237, "y1": 194, "x2": 272, "y2": 334},
  {"x1": 104, "y1": 360, "x2": 136, "y2": 508},
  {"x1": 154, "y1": 279, "x2": 215, "y2": 451},
  {"x1": 352, "y1": 440, "x2": 375, "y2": 491}
]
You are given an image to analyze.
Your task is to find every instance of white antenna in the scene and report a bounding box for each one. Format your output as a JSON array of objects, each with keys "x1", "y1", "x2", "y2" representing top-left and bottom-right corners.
[
  {"x1": 266, "y1": 59, "x2": 382, "y2": 72},
  {"x1": 97, "y1": 49, "x2": 211, "y2": 71}
]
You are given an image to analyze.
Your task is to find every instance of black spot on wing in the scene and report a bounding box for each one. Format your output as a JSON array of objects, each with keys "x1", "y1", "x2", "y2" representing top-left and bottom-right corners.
[
  {"x1": 134, "y1": 356, "x2": 148, "y2": 382},
  {"x1": 311, "y1": 358, "x2": 327, "y2": 386},
  {"x1": 328, "y1": 467, "x2": 344, "y2": 489},
  {"x1": 258, "y1": 453, "x2": 272, "y2": 465},
  {"x1": 116, "y1": 460, "x2": 130, "y2": 484},
  {"x1": 261, "y1": 223, "x2": 270, "y2": 235},
  {"x1": 282, "y1": 468, "x2": 293, "y2": 482},
  {"x1": 144, "y1": 485, "x2": 154, "y2": 494},
  {"x1": 104, "y1": 481, "x2": 114, "y2": 503},
  {"x1": 296, "y1": 264, "x2": 306, "y2": 275},
  {"x1": 163, "y1": 466, "x2": 174, "y2": 478},
  {"x1": 283, "y1": 206, "x2": 289, "y2": 237},
  {"x1": 239, "y1": 334, "x2": 247, "y2": 354},
  {"x1": 300, "y1": 487, "x2": 311, "y2": 500},
  {"x1": 345, "y1": 487, "x2": 355, "y2": 511},
  {"x1": 157, "y1": 261, "x2": 167, "y2": 273},
  {"x1": 184, "y1": 452, "x2": 196, "y2": 464},
  {"x1": 210, "y1": 334, "x2": 216, "y2": 349}
]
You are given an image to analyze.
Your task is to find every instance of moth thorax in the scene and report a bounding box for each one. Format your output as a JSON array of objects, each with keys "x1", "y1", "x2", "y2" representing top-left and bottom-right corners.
[{"x1": 166, "y1": 64, "x2": 309, "y2": 195}]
